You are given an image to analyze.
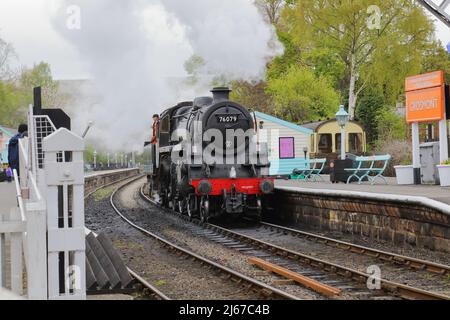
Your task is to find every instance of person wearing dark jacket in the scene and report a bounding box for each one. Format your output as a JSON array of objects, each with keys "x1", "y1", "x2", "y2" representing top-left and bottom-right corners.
[{"x1": 8, "y1": 124, "x2": 28, "y2": 177}]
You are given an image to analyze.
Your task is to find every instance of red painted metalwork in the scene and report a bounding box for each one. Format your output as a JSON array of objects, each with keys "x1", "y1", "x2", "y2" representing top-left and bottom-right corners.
[{"x1": 191, "y1": 178, "x2": 274, "y2": 196}]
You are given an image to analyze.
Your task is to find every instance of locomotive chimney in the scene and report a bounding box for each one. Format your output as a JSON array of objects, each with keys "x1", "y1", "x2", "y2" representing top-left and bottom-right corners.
[{"x1": 211, "y1": 87, "x2": 232, "y2": 102}]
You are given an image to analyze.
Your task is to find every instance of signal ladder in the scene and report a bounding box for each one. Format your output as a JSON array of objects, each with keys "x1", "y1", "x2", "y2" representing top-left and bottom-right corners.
[{"x1": 418, "y1": 0, "x2": 450, "y2": 27}]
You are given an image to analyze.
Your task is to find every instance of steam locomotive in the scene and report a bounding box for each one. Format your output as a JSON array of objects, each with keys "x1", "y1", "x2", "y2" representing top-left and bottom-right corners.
[{"x1": 143, "y1": 87, "x2": 274, "y2": 222}]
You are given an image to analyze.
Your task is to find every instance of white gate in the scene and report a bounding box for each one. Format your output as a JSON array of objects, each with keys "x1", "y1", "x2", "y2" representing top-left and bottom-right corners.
[{"x1": 1, "y1": 105, "x2": 86, "y2": 300}]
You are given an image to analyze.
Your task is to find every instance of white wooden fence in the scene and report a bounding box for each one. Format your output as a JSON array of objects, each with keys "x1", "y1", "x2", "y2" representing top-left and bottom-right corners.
[{"x1": 0, "y1": 105, "x2": 86, "y2": 300}]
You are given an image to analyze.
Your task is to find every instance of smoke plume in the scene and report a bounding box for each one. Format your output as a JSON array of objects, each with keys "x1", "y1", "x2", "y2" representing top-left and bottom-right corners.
[{"x1": 51, "y1": 0, "x2": 281, "y2": 151}]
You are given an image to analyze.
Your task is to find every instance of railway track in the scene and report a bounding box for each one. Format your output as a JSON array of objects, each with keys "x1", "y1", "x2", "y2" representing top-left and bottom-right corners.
[
  {"x1": 109, "y1": 176, "x2": 299, "y2": 301},
  {"x1": 138, "y1": 183, "x2": 450, "y2": 300},
  {"x1": 85, "y1": 174, "x2": 170, "y2": 301},
  {"x1": 257, "y1": 222, "x2": 450, "y2": 276}
]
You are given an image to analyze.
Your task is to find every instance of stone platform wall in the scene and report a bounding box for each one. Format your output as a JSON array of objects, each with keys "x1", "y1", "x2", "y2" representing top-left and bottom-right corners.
[
  {"x1": 84, "y1": 169, "x2": 140, "y2": 195},
  {"x1": 274, "y1": 189, "x2": 450, "y2": 253}
]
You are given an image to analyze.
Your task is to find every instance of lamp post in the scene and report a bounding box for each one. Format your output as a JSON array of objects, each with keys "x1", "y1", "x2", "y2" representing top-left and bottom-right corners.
[
  {"x1": 336, "y1": 105, "x2": 350, "y2": 160},
  {"x1": 93, "y1": 150, "x2": 97, "y2": 170},
  {"x1": 303, "y1": 147, "x2": 309, "y2": 160}
]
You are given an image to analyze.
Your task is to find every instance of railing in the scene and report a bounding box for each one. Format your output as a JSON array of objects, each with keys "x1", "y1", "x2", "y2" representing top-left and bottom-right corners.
[{"x1": 1, "y1": 105, "x2": 86, "y2": 300}]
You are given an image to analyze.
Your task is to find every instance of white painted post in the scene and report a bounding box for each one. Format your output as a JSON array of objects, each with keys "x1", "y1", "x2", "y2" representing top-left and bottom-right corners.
[
  {"x1": 412, "y1": 122, "x2": 421, "y2": 184},
  {"x1": 25, "y1": 200, "x2": 48, "y2": 300},
  {"x1": 9, "y1": 208, "x2": 23, "y2": 296},
  {"x1": 341, "y1": 127, "x2": 346, "y2": 160},
  {"x1": 439, "y1": 118, "x2": 449, "y2": 163},
  {"x1": 43, "y1": 128, "x2": 86, "y2": 300}
]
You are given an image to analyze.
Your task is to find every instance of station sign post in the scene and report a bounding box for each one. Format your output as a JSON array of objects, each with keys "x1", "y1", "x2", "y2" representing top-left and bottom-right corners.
[{"x1": 405, "y1": 70, "x2": 448, "y2": 185}]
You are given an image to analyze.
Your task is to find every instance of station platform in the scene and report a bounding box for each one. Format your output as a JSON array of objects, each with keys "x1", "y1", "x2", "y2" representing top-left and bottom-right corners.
[{"x1": 276, "y1": 176, "x2": 450, "y2": 207}]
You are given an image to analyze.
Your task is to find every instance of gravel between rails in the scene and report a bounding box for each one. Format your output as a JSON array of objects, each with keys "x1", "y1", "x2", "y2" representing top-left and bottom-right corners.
[{"x1": 85, "y1": 182, "x2": 264, "y2": 300}]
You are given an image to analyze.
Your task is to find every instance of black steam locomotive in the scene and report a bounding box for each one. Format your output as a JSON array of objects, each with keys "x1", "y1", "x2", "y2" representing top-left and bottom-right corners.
[{"x1": 144, "y1": 87, "x2": 274, "y2": 222}]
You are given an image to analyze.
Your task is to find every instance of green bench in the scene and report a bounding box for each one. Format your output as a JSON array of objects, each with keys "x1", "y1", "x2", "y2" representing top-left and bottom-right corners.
[
  {"x1": 345, "y1": 155, "x2": 391, "y2": 185},
  {"x1": 293, "y1": 159, "x2": 327, "y2": 182}
]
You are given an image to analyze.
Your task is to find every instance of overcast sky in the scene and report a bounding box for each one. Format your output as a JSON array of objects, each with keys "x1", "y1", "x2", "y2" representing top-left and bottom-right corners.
[{"x1": 0, "y1": 0, "x2": 449, "y2": 80}]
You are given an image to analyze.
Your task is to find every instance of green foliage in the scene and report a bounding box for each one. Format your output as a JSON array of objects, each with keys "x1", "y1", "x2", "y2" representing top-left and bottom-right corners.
[
  {"x1": 0, "y1": 81, "x2": 27, "y2": 127},
  {"x1": 376, "y1": 107, "x2": 407, "y2": 143},
  {"x1": 0, "y1": 58, "x2": 62, "y2": 127},
  {"x1": 230, "y1": 80, "x2": 273, "y2": 114},
  {"x1": 356, "y1": 90, "x2": 386, "y2": 144},
  {"x1": 20, "y1": 62, "x2": 61, "y2": 107},
  {"x1": 267, "y1": 65, "x2": 340, "y2": 123}
]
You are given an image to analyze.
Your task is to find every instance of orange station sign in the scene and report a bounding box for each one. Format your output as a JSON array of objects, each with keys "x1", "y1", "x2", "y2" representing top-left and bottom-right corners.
[{"x1": 405, "y1": 71, "x2": 445, "y2": 123}]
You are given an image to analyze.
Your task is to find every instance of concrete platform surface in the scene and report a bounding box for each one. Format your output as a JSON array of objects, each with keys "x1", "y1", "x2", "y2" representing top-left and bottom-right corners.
[{"x1": 276, "y1": 176, "x2": 450, "y2": 205}]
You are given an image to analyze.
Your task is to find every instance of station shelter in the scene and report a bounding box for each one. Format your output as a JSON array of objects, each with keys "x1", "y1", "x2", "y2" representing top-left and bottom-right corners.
[
  {"x1": 254, "y1": 112, "x2": 312, "y2": 176},
  {"x1": 302, "y1": 119, "x2": 367, "y2": 159}
]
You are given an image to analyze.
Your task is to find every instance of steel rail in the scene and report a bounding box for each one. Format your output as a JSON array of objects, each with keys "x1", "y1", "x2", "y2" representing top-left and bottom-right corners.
[
  {"x1": 110, "y1": 177, "x2": 299, "y2": 301},
  {"x1": 139, "y1": 186, "x2": 449, "y2": 301},
  {"x1": 260, "y1": 222, "x2": 450, "y2": 276}
]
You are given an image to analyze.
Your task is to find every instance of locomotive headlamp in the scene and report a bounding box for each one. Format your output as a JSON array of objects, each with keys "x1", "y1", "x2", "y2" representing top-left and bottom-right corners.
[
  {"x1": 198, "y1": 180, "x2": 213, "y2": 196},
  {"x1": 260, "y1": 180, "x2": 274, "y2": 195}
]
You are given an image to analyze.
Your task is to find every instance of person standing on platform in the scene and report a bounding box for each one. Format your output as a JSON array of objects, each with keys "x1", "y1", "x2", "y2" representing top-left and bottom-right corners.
[{"x1": 8, "y1": 124, "x2": 28, "y2": 177}]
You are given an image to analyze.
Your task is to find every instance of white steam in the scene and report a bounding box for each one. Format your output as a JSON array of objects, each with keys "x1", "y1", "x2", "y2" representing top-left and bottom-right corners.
[{"x1": 51, "y1": 0, "x2": 281, "y2": 151}]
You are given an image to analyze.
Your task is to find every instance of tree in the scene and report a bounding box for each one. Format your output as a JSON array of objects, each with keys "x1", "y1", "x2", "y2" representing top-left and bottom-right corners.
[
  {"x1": 421, "y1": 41, "x2": 450, "y2": 83},
  {"x1": 0, "y1": 37, "x2": 16, "y2": 80},
  {"x1": 255, "y1": 0, "x2": 285, "y2": 25},
  {"x1": 184, "y1": 54, "x2": 206, "y2": 85},
  {"x1": 356, "y1": 89, "x2": 386, "y2": 145},
  {"x1": 277, "y1": 0, "x2": 435, "y2": 119},
  {"x1": 230, "y1": 80, "x2": 273, "y2": 114},
  {"x1": 20, "y1": 62, "x2": 64, "y2": 108},
  {"x1": 267, "y1": 65, "x2": 340, "y2": 123}
]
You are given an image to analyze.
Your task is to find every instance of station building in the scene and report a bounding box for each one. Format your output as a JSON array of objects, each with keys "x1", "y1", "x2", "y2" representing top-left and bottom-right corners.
[
  {"x1": 302, "y1": 119, "x2": 367, "y2": 159},
  {"x1": 254, "y1": 112, "x2": 313, "y2": 176}
]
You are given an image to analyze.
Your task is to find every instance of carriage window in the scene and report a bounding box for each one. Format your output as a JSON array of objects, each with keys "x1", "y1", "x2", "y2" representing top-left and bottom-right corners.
[
  {"x1": 349, "y1": 133, "x2": 363, "y2": 154},
  {"x1": 160, "y1": 116, "x2": 170, "y2": 133},
  {"x1": 318, "y1": 134, "x2": 332, "y2": 154}
]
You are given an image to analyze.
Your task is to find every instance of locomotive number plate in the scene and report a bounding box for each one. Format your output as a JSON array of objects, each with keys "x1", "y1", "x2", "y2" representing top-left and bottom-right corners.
[{"x1": 217, "y1": 115, "x2": 239, "y2": 123}]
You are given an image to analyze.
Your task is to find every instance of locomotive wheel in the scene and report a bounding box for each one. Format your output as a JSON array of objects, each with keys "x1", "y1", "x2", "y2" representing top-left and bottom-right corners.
[
  {"x1": 186, "y1": 196, "x2": 196, "y2": 220},
  {"x1": 200, "y1": 197, "x2": 210, "y2": 223},
  {"x1": 177, "y1": 199, "x2": 186, "y2": 214}
]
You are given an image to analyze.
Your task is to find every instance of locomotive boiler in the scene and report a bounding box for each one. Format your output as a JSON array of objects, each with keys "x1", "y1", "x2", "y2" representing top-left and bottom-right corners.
[{"x1": 143, "y1": 87, "x2": 274, "y2": 222}]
